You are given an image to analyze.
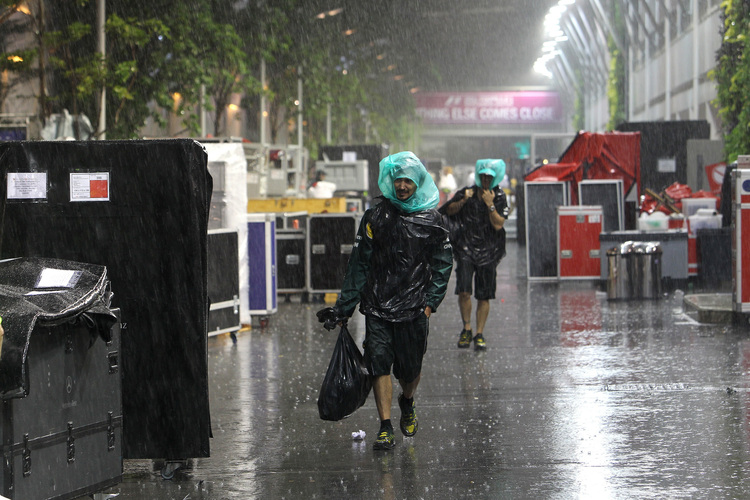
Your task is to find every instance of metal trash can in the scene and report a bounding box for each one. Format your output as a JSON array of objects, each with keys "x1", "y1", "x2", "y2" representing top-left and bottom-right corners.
[
  {"x1": 632, "y1": 241, "x2": 662, "y2": 299},
  {"x1": 607, "y1": 241, "x2": 634, "y2": 300}
]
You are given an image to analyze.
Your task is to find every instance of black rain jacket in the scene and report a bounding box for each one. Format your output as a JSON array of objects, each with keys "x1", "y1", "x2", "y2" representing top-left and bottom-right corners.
[
  {"x1": 335, "y1": 199, "x2": 453, "y2": 322},
  {"x1": 439, "y1": 186, "x2": 509, "y2": 267}
]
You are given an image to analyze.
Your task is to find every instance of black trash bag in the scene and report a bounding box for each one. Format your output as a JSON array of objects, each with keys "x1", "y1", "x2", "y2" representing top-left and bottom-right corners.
[{"x1": 317, "y1": 323, "x2": 372, "y2": 421}]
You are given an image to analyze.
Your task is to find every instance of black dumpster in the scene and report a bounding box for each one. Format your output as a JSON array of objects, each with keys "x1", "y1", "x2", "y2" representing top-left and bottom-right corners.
[
  {"x1": 0, "y1": 140, "x2": 212, "y2": 461},
  {"x1": 697, "y1": 227, "x2": 732, "y2": 290},
  {"x1": 0, "y1": 257, "x2": 121, "y2": 500}
]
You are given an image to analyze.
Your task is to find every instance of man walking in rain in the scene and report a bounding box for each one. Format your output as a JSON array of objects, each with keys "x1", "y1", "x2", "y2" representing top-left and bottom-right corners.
[
  {"x1": 317, "y1": 151, "x2": 453, "y2": 450},
  {"x1": 439, "y1": 159, "x2": 509, "y2": 350}
]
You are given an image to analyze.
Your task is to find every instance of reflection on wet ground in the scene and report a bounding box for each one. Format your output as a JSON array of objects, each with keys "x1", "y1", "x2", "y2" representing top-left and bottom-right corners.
[{"x1": 98, "y1": 241, "x2": 750, "y2": 499}]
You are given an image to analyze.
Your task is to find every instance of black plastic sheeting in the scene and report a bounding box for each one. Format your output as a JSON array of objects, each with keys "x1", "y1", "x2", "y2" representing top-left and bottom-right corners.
[
  {"x1": 0, "y1": 140, "x2": 212, "y2": 460},
  {"x1": 0, "y1": 257, "x2": 116, "y2": 399}
]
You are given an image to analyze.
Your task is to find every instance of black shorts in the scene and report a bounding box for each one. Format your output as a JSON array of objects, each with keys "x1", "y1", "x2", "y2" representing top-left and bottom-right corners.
[
  {"x1": 363, "y1": 314, "x2": 428, "y2": 383},
  {"x1": 454, "y1": 258, "x2": 497, "y2": 300}
]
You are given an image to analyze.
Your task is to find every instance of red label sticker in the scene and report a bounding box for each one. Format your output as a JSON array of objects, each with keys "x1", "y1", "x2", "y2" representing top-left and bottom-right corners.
[{"x1": 89, "y1": 179, "x2": 108, "y2": 198}]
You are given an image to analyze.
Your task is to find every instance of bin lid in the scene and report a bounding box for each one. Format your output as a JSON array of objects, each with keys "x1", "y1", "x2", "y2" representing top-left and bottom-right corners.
[
  {"x1": 632, "y1": 241, "x2": 662, "y2": 253},
  {"x1": 616, "y1": 241, "x2": 636, "y2": 254}
]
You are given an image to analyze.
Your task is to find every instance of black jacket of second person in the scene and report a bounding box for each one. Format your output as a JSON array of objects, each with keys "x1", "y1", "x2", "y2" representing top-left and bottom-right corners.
[{"x1": 439, "y1": 186, "x2": 509, "y2": 267}]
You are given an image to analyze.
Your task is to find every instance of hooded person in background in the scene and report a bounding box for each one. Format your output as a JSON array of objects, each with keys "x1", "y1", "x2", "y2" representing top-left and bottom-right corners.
[
  {"x1": 439, "y1": 159, "x2": 509, "y2": 350},
  {"x1": 317, "y1": 151, "x2": 453, "y2": 451}
]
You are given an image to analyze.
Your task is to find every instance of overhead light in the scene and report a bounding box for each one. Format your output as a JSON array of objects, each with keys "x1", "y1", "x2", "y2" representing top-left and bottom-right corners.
[
  {"x1": 315, "y1": 8, "x2": 342, "y2": 19},
  {"x1": 534, "y1": 0, "x2": 575, "y2": 78}
]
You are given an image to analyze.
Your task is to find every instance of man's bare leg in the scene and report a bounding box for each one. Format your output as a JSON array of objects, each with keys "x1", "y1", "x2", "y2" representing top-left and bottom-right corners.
[
  {"x1": 459, "y1": 292, "x2": 473, "y2": 331},
  {"x1": 373, "y1": 374, "x2": 392, "y2": 421}
]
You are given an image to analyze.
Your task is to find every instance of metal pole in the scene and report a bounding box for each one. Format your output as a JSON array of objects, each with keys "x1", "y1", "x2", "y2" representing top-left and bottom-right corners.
[
  {"x1": 326, "y1": 102, "x2": 332, "y2": 144},
  {"x1": 199, "y1": 84, "x2": 206, "y2": 137},
  {"x1": 260, "y1": 59, "x2": 267, "y2": 146},
  {"x1": 297, "y1": 66, "x2": 303, "y2": 192},
  {"x1": 691, "y1": 0, "x2": 699, "y2": 119},
  {"x1": 97, "y1": 0, "x2": 106, "y2": 139},
  {"x1": 665, "y1": 8, "x2": 671, "y2": 120}
]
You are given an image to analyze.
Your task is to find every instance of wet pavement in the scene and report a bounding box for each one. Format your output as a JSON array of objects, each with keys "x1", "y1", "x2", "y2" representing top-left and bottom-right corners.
[{"x1": 95, "y1": 240, "x2": 750, "y2": 499}]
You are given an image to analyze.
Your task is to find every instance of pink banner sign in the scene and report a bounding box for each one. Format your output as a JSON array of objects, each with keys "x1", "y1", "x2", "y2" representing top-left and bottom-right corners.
[{"x1": 414, "y1": 91, "x2": 562, "y2": 125}]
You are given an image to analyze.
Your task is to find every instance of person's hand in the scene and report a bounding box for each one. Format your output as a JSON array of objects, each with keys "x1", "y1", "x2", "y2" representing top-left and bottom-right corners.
[
  {"x1": 424, "y1": 306, "x2": 432, "y2": 318},
  {"x1": 465, "y1": 188, "x2": 475, "y2": 199},
  {"x1": 481, "y1": 188, "x2": 494, "y2": 207},
  {"x1": 316, "y1": 307, "x2": 346, "y2": 330}
]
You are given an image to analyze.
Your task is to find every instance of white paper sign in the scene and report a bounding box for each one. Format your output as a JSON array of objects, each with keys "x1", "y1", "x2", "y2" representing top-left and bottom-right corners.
[
  {"x1": 657, "y1": 158, "x2": 676, "y2": 173},
  {"x1": 7, "y1": 172, "x2": 47, "y2": 200}
]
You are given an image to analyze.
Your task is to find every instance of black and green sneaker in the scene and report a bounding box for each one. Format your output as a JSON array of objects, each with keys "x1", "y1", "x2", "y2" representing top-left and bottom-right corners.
[
  {"x1": 398, "y1": 394, "x2": 418, "y2": 437},
  {"x1": 457, "y1": 329, "x2": 473, "y2": 348},
  {"x1": 473, "y1": 333, "x2": 486, "y2": 350},
  {"x1": 373, "y1": 427, "x2": 396, "y2": 450}
]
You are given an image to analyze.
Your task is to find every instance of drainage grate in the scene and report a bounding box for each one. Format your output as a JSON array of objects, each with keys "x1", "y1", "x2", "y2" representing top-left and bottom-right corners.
[{"x1": 604, "y1": 383, "x2": 690, "y2": 392}]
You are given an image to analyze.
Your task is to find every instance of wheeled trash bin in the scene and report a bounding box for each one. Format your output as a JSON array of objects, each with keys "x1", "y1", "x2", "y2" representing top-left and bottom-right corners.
[{"x1": 0, "y1": 257, "x2": 121, "y2": 500}]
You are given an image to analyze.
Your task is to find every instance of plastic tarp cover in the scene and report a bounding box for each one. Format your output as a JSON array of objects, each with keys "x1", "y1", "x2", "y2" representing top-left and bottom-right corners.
[
  {"x1": 0, "y1": 257, "x2": 116, "y2": 398},
  {"x1": 524, "y1": 131, "x2": 641, "y2": 204},
  {"x1": 0, "y1": 139, "x2": 212, "y2": 460},
  {"x1": 202, "y1": 142, "x2": 250, "y2": 323},
  {"x1": 378, "y1": 152, "x2": 439, "y2": 213}
]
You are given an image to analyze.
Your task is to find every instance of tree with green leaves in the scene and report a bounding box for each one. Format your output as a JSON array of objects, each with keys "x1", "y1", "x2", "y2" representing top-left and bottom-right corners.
[
  {"x1": 3, "y1": 0, "x2": 418, "y2": 149},
  {"x1": 711, "y1": 0, "x2": 750, "y2": 163}
]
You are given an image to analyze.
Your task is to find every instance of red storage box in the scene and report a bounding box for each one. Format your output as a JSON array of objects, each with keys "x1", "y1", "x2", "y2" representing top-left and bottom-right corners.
[{"x1": 557, "y1": 205, "x2": 603, "y2": 280}]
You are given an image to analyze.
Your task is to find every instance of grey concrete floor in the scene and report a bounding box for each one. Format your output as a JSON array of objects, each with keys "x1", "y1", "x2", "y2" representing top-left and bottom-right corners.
[{"x1": 96, "y1": 240, "x2": 750, "y2": 499}]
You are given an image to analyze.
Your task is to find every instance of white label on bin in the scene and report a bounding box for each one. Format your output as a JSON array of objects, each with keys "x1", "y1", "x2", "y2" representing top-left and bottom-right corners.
[
  {"x1": 285, "y1": 254, "x2": 300, "y2": 265},
  {"x1": 70, "y1": 172, "x2": 110, "y2": 202},
  {"x1": 35, "y1": 268, "x2": 82, "y2": 288},
  {"x1": 7, "y1": 172, "x2": 47, "y2": 200},
  {"x1": 589, "y1": 214, "x2": 601, "y2": 223}
]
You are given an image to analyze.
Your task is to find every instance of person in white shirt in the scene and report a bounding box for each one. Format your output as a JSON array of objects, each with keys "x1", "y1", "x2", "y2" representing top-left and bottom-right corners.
[{"x1": 308, "y1": 170, "x2": 337, "y2": 198}]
